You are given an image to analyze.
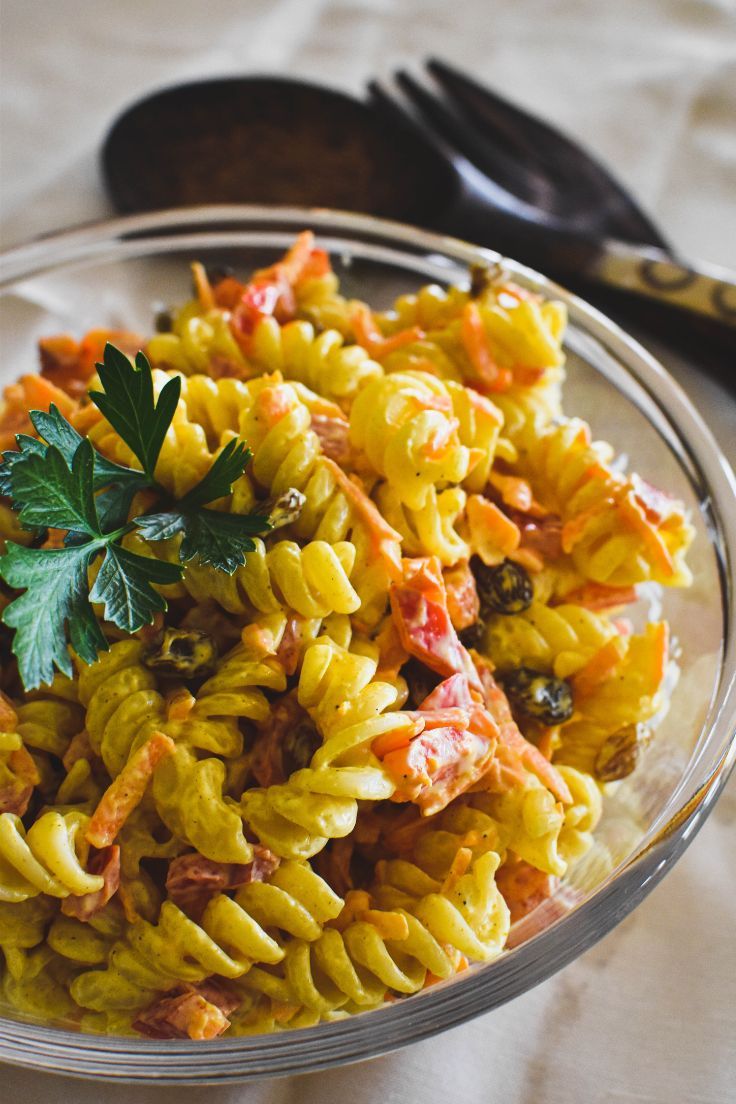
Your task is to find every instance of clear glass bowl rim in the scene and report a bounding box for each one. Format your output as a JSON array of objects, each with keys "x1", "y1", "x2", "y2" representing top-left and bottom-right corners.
[{"x1": 0, "y1": 205, "x2": 734, "y2": 1084}]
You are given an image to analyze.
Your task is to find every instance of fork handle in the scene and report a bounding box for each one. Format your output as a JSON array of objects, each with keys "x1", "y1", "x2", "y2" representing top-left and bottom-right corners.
[{"x1": 591, "y1": 242, "x2": 736, "y2": 329}]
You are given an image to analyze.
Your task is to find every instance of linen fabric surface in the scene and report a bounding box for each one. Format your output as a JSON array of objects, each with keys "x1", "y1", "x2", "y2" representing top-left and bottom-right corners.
[{"x1": 1, "y1": 0, "x2": 734, "y2": 1101}]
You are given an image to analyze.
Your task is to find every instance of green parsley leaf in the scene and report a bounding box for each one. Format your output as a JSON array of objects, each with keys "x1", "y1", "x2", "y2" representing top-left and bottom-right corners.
[
  {"x1": 89, "y1": 544, "x2": 182, "y2": 632},
  {"x1": 0, "y1": 341, "x2": 268, "y2": 690},
  {"x1": 89, "y1": 344, "x2": 181, "y2": 481},
  {"x1": 135, "y1": 508, "x2": 269, "y2": 574},
  {"x1": 0, "y1": 435, "x2": 46, "y2": 499},
  {"x1": 11, "y1": 439, "x2": 100, "y2": 536},
  {"x1": 178, "y1": 438, "x2": 253, "y2": 510},
  {"x1": 0, "y1": 541, "x2": 108, "y2": 688},
  {"x1": 31, "y1": 405, "x2": 146, "y2": 492}
]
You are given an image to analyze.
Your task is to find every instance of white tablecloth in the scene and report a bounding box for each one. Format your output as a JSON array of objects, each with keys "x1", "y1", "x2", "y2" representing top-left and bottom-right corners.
[{"x1": 1, "y1": 2, "x2": 735, "y2": 1101}]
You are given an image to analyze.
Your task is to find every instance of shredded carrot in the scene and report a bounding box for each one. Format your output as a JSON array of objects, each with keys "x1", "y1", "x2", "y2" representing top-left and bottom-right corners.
[
  {"x1": 77, "y1": 330, "x2": 144, "y2": 379},
  {"x1": 466, "y1": 495, "x2": 521, "y2": 558},
  {"x1": 509, "y1": 548, "x2": 545, "y2": 574},
  {"x1": 487, "y1": 471, "x2": 539, "y2": 514},
  {"x1": 272, "y1": 230, "x2": 316, "y2": 286},
  {"x1": 191, "y1": 261, "x2": 215, "y2": 312},
  {"x1": 421, "y1": 417, "x2": 459, "y2": 461},
  {"x1": 619, "y1": 494, "x2": 674, "y2": 576},
  {"x1": 166, "y1": 689, "x2": 196, "y2": 723},
  {"x1": 351, "y1": 303, "x2": 424, "y2": 360},
  {"x1": 117, "y1": 880, "x2": 143, "y2": 924},
  {"x1": 62, "y1": 729, "x2": 94, "y2": 772},
  {"x1": 68, "y1": 402, "x2": 104, "y2": 436},
  {"x1": 558, "y1": 581, "x2": 638, "y2": 611},
  {"x1": 536, "y1": 728, "x2": 556, "y2": 761},
  {"x1": 254, "y1": 383, "x2": 296, "y2": 428},
  {"x1": 511, "y1": 365, "x2": 546, "y2": 387},
  {"x1": 460, "y1": 302, "x2": 512, "y2": 391},
  {"x1": 371, "y1": 715, "x2": 426, "y2": 760},
  {"x1": 271, "y1": 1001, "x2": 301, "y2": 1024},
  {"x1": 441, "y1": 846, "x2": 473, "y2": 894},
  {"x1": 561, "y1": 502, "x2": 609, "y2": 553},
  {"x1": 408, "y1": 389, "x2": 454, "y2": 416},
  {"x1": 330, "y1": 889, "x2": 373, "y2": 931},
  {"x1": 571, "y1": 636, "x2": 628, "y2": 698},
  {"x1": 641, "y1": 621, "x2": 669, "y2": 695},
  {"x1": 363, "y1": 910, "x2": 410, "y2": 941},
  {"x1": 41, "y1": 528, "x2": 66, "y2": 550},
  {"x1": 321, "y1": 457, "x2": 403, "y2": 580},
  {"x1": 212, "y1": 276, "x2": 247, "y2": 310},
  {"x1": 0, "y1": 690, "x2": 17, "y2": 732},
  {"x1": 86, "y1": 731, "x2": 175, "y2": 848}
]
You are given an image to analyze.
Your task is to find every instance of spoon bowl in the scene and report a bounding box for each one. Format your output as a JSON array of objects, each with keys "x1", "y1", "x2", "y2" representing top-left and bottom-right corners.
[{"x1": 103, "y1": 76, "x2": 457, "y2": 223}]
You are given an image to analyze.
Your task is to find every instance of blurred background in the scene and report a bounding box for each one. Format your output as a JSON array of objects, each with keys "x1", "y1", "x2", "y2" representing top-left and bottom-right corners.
[
  {"x1": 2, "y1": 0, "x2": 735, "y2": 266},
  {"x1": 1, "y1": 1, "x2": 734, "y2": 1101}
]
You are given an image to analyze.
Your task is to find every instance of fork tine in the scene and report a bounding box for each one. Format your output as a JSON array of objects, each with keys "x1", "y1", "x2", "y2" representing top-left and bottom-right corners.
[
  {"x1": 427, "y1": 57, "x2": 669, "y2": 248},
  {"x1": 367, "y1": 77, "x2": 457, "y2": 162},
  {"x1": 427, "y1": 58, "x2": 585, "y2": 168},
  {"x1": 393, "y1": 69, "x2": 539, "y2": 200}
]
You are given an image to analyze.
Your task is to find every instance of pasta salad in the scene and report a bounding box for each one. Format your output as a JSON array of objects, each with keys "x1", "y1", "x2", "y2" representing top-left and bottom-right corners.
[{"x1": 0, "y1": 232, "x2": 694, "y2": 1039}]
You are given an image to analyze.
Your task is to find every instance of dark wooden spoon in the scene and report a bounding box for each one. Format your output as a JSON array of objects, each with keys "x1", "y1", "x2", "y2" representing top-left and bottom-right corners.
[
  {"x1": 102, "y1": 74, "x2": 734, "y2": 372},
  {"x1": 102, "y1": 76, "x2": 458, "y2": 225}
]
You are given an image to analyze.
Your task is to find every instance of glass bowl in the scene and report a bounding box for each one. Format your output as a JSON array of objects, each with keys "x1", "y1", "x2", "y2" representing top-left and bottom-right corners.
[{"x1": 0, "y1": 207, "x2": 734, "y2": 1085}]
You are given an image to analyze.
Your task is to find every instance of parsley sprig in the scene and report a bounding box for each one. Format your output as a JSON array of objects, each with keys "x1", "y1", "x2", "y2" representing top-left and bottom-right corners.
[{"x1": 0, "y1": 344, "x2": 270, "y2": 690}]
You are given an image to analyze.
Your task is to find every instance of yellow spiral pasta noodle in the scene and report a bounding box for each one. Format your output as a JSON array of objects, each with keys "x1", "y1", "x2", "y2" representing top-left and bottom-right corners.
[
  {"x1": 242, "y1": 639, "x2": 408, "y2": 860},
  {"x1": 513, "y1": 418, "x2": 694, "y2": 587},
  {"x1": 147, "y1": 301, "x2": 250, "y2": 378},
  {"x1": 470, "y1": 779, "x2": 568, "y2": 878},
  {"x1": 0, "y1": 501, "x2": 33, "y2": 553},
  {"x1": 246, "y1": 850, "x2": 509, "y2": 1018},
  {"x1": 380, "y1": 281, "x2": 471, "y2": 334},
  {"x1": 294, "y1": 270, "x2": 356, "y2": 334},
  {"x1": 71, "y1": 860, "x2": 343, "y2": 1013},
  {"x1": 555, "y1": 623, "x2": 669, "y2": 773},
  {"x1": 444, "y1": 379, "x2": 503, "y2": 492},
  {"x1": 13, "y1": 675, "x2": 83, "y2": 759},
  {"x1": 76, "y1": 638, "x2": 283, "y2": 864},
  {"x1": 349, "y1": 371, "x2": 477, "y2": 510},
  {"x1": 410, "y1": 803, "x2": 509, "y2": 881},
  {"x1": 169, "y1": 537, "x2": 360, "y2": 619},
  {"x1": 47, "y1": 903, "x2": 126, "y2": 967},
  {"x1": 375, "y1": 483, "x2": 468, "y2": 566},
  {"x1": 250, "y1": 318, "x2": 383, "y2": 403},
  {"x1": 556, "y1": 766, "x2": 603, "y2": 866},
  {"x1": 483, "y1": 602, "x2": 618, "y2": 679},
  {"x1": 2, "y1": 941, "x2": 77, "y2": 1022},
  {"x1": 0, "y1": 810, "x2": 103, "y2": 903}
]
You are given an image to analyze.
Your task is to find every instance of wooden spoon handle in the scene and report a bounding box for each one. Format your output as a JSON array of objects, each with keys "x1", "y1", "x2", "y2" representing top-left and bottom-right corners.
[{"x1": 591, "y1": 242, "x2": 736, "y2": 329}]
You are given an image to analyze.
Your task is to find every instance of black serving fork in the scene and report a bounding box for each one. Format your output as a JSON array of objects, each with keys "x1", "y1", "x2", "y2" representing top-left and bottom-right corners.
[{"x1": 368, "y1": 59, "x2": 736, "y2": 335}]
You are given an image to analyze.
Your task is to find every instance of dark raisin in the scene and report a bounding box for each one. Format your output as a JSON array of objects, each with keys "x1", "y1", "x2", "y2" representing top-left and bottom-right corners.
[
  {"x1": 282, "y1": 721, "x2": 321, "y2": 776},
  {"x1": 594, "y1": 723, "x2": 650, "y2": 781},
  {"x1": 154, "y1": 309, "x2": 174, "y2": 333},
  {"x1": 402, "y1": 657, "x2": 441, "y2": 709},
  {"x1": 469, "y1": 261, "x2": 505, "y2": 299},
  {"x1": 459, "y1": 620, "x2": 486, "y2": 650},
  {"x1": 261, "y1": 487, "x2": 307, "y2": 531},
  {"x1": 473, "y1": 557, "x2": 533, "y2": 616},
  {"x1": 144, "y1": 628, "x2": 218, "y2": 677},
  {"x1": 503, "y1": 667, "x2": 573, "y2": 725}
]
